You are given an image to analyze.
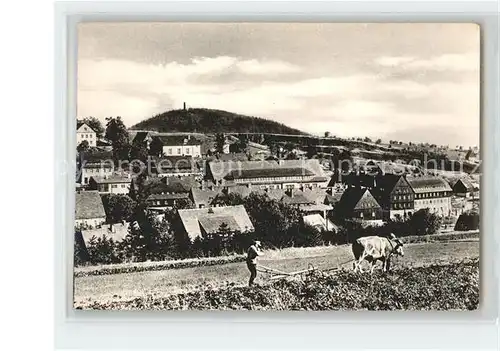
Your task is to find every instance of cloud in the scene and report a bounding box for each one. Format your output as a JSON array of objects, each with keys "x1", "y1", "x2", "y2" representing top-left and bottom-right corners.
[
  {"x1": 374, "y1": 52, "x2": 479, "y2": 72},
  {"x1": 236, "y1": 59, "x2": 301, "y2": 74}
]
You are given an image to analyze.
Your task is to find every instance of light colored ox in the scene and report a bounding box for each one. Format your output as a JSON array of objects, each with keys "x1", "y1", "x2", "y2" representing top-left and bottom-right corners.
[{"x1": 352, "y1": 233, "x2": 404, "y2": 273}]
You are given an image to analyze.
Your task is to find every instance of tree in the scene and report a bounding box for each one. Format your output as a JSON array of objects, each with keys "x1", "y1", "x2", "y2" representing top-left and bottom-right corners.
[
  {"x1": 408, "y1": 209, "x2": 442, "y2": 235},
  {"x1": 101, "y1": 194, "x2": 137, "y2": 223},
  {"x1": 364, "y1": 137, "x2": 372, "y2": 143},
  {"x1": 215, "y1": 133, "x2": 225, "y2": 154},
  {"x1": 129, "y1": 143, "x2": 149, "y2": 164},
  {"x1": 324, "y1": 131, "x2": 330, "y2": 138},
  {"x1": 211, "y1": 192, "x2": 245, "y2": 207},
  {"x1": 375, "y1": 139, "x2": 382, "y2": 144},
  {"x1": 80, "y1": 117, "x2": 105, "y2": 138},
  {"x1": 77, "y1": 140, "x2": 90, "y2": 153},
  {"x1": 149, "y1": 137, "x2": 163, "y2": 157},
  {"x1": 243, "y1": 193, "x2": 301, "y2": 248},
  {"x1": 105, "y1": 117, "x2": 131, "y2": 163}
]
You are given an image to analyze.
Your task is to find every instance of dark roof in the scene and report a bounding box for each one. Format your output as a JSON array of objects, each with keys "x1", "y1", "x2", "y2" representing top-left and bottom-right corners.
[
  {"x1": 190, "y1": 188, "x2": 221, "y2": 207},
  {"x1": 90, "y1": 174, "x2": 131, "y2": 184},
  {"x1": 454, "y1": 177, "x2": 476, "y2": 192},
  {"x1": 154, "y1": 135, "x2": 201, "y2": 146},
  {"x1": 225, "y1": 167, "x2": 315, "y2": 180},
  {"x1": 145, "y1": 177, "x2": 200, "y2": 194},
  {"x1": 407, "y1": 177, "x2": 452, "y2": 193},
  {"x1": 152, "y1": 156, "x2": 195, "y2": 171},
  {"x1": 374, "y1": 174, "x2": 406, "y2": 193},
  {"x1": 282, "y1": 191, "x2": 315, "y2": 205},
  {"x1": 338, "y1": 187, "x2": 381, "y2": 212},
  {"x1": 209, "y1": 159, "x2": 327, "y2": 182},
  {"x1": 198, "y1": 215, "x2": 240, "y2": 234},
  {"x1": 132, "y1": 132, "x2": 151, "y2": 144},
  {"x1": 75, "y1": 191, "x2": 106, "y2": 220},
  {"x1": 147, "y1": 193, "x2": 189, "y2": 201}
]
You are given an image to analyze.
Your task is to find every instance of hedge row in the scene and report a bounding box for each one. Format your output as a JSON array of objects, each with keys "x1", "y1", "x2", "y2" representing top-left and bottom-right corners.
[
  {"x1": 74, "y1": 254, "x2": 245, "y2": 278},
  {"x1": 401, "y1": 230, "x2": 479, "y2": 244},
  {"x1": 75, "y1": 231, "x2": 478, "y2": 278}
]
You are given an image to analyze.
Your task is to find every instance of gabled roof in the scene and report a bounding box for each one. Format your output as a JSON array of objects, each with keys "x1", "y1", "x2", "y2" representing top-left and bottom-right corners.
[
  {"x1": 145, "y1": 176, "x2": 200, "y2": 194},
  {"x1": 190, "y1": 188, "x2": 221, "y2": 207},
  {"x1": 407, "y1": 176, "x2": 452, "y2": 193},
  {"x1": 303, "y1": 214, "x2": 338, "y2": 232},
  {"x1": 80, "y1": 223, "x2": 129, "y2": 244},
  {"x1": 453, "y1": 177, "x2": 476, "y2": 192},
  {"x1": 198, "y1": 215, "x2": 240, "y2": 235},
  {"x1": 281, "y1": 191, "x2": 315, "y2": 205},
  {"x1": 75, "y1": 191, "x2": 106, "y2": 220},
  {"x1": 338, "y1": 187, "x2": 381, "y2": 212},
  {"x1": 178, "y1": 205, "x2": 254, "y2": 240},
  {"x1": 154, "y1": 135, "x2": 201, "y2": 146},
  {"x1": 302, "y1": 188, "x2": 328, "y2": 204},
  {"x1": 132, "y1": 131, "x2": 152, "y2": 145},
  {"x1": 77, "y1": 122, "x2": 95, "y2": 133},
  {"x1": 147, "y1": 193, "x2": 189, "y2": 201}
]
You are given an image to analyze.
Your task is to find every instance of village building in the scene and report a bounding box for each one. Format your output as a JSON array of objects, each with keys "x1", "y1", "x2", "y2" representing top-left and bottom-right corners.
[
  {"x1": 407, "y1": 176, "x2": 453, "y2": 216},
  {"x1": 190, "y1": 188, "x2": 221, "y2": 208},
  {"x1": 143, "y1": 176, "x2": 200, "y2": 212},
  {"x1": 207, "y1": 159, "x2": 329, "y2": 190},
  {"x1": 303, "y1": 214, "x2": 338, "y2": 233},
  {"x1": 77, "y1": 122, "x2": 97, "y2": 147},
  {"x1": 75, "y1": 190, "x2": 106, "y2": 229},
  {"x1": 451, "y1": 177, "x2": 480, "y2": 198},
  {"x1": 177, "y1": 205, "x2": 254, "y2": 240},
  {"x1": 88, "y1": 174, "x2": 131, "y2": 195},
  {"x1": 371, "y1": 174, "x2": 415, "y2": 220},
  {"x1": 152, "y1": 135, "x2": 202, "y2": 158},
  {"x1": 336, "y1": 187, "x2": 383, "y2": 224},
  {"x1": 77, "y1": 151, "x2": 114, "y2": 185},
  {"x1": 152, "y1": 156, "x2": 203, "y2": 179}
]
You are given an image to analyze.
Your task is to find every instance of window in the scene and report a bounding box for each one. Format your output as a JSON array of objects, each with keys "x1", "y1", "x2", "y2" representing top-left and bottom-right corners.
[
  {"x1": 121, "y1": 184, "x2": 126, "y2": 188},
  {"x1": 177, "y1": 148, "x2": 181, "y2": 154},
  {"x1": 168, "y1": 148, "x2": 172, "y2": 155},
  {"x1": 186, "y1": 148, "x2": 190, "y2": 154},
  {"x1": 112, "y1": 185, "x2": 117, "y2": 188},
  {"x1": 372, "y1": 211, "x2": 376, "y2": 217},
  {"x1": 360, "y1": 212, "x2": 364, "y2": 218}
]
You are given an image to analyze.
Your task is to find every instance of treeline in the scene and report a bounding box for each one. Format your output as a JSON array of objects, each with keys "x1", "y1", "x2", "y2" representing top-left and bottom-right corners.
[{"x1": 131, "y1": 108, "x2": 306, "y2": 135}]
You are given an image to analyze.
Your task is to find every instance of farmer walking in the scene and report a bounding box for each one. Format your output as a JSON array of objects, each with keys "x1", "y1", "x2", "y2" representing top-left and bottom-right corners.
[{"x1": 246, "y1": 240, "x2": 262, "y2": 286}]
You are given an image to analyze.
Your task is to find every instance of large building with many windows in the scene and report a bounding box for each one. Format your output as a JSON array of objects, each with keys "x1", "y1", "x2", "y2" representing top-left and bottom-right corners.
[
  {"x1": 207, "y1": 159, "x2": 330, "y2": 190},
  {"x1": 407, "y1": 176, "x2": 453, "y2": 216}
]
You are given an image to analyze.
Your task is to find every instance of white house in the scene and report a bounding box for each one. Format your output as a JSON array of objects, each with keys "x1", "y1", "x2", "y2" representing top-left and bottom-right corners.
[
  {"x1": 89, "y1": 174, "x2": 131, "y2": 195},
  {"x1": 155, "y1": 135, "x2": 202, "y2": 157},
  {"x1": 77, "y1": 122, "x2": 97, "y2": 147},
  {"x1": 407, "y1": 176, "x2": 453, "y2": 216}
]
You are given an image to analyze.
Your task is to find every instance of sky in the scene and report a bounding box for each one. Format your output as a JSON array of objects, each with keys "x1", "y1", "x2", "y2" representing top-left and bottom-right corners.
[{"x1": 77, "y1": 23, "x2": 480, "y2": 147}]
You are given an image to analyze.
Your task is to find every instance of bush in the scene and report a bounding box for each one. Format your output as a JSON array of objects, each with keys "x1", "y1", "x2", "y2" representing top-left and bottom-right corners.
[
  {"x1": 86, "y1": 235, "x2": 121, "y2": 265},
  {"x1": 454, "y1": 211, "x2": 480, "y2": 231}
]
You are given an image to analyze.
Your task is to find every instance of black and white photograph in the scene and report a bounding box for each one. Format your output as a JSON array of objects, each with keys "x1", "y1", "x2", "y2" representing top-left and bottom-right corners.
[{"x1": 73, "y1": 22, "x2": 480, "y2": 311}]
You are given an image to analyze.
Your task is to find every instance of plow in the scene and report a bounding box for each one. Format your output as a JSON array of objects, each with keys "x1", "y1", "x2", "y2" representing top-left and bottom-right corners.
[{"x1": 256, "y1": 259, "x2": 355, "y2": 281}]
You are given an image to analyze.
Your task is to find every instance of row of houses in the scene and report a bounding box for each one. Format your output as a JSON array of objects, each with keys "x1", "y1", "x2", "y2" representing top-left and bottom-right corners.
[{"x1": 75, "y1": 123, "x2": 480, "y2": 247}]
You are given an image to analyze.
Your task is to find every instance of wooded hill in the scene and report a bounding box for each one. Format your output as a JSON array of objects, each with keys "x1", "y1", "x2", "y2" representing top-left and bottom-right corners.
[{"x1": 131, "y1": 108, "x2": 306, "y2": 135}]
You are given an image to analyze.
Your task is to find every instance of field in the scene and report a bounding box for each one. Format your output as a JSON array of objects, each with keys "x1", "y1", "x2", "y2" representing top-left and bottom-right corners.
[{"x1": 74, "y1": 240, "x2": 479, "y2": 309}]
